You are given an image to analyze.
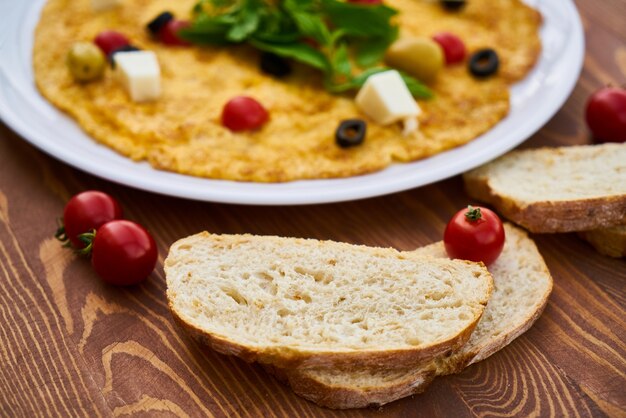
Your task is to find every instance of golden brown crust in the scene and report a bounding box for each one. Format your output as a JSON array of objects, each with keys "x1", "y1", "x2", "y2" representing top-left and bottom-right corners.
[
  {"x1": 169, "y1": 300, "x2": 485, "y2": 370},
  {"x1": 463, "y1": 173, "x2": 626, "y2": 233},
  {"x1": 468, "y1": 272, "x2": 552, "y2": 365},
  {"x1": 270, "y1": 225, "x2": 554, "y2": 409},
  {"x1": 440, "y1": 226, "x2": 553, "y2": 370},
  {"x1": 578, "y1": 226, "x2": 626, "y2": 258},
  {"x1": 265, "y1": 364, "x2": 437, "y2": 410},
  {"x1": 275, "y1": 279, "x2": 552, "y2": 409},
  {"x1": 166, "y1": 232, "x2": 494, "y2": 371}
]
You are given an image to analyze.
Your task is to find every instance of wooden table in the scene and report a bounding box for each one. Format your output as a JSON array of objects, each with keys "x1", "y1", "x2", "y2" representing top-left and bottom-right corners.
[{"x1": 1, "y1": 1, "x2": 625, "y2": 416}]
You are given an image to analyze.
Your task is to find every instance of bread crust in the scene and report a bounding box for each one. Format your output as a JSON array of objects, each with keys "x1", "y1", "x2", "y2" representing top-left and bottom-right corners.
[
  {"x1": 275, "y1": 282, "x2": 549, "y2": 410},
  {"x1": 578, "y1": 226, "x2": 626, "y2": 258},
  {"x1": 271, "y1": 224, "x2": 553, "y2": 409},
  {"x1": 166, "y1": 232, "x2": 494, "y2": 370},
  {"x1": 263, "y1": 363, "x2": 437, "y2": 409},
  {"x1": 463, "y1": 163, "x2": 626, "y2": 233},
  {"x1": 168, "y1": 299, "x2": 485, "y2": 370},
  {"x1": 466, "y1": 279, "x2": 551, "y2": 365}
]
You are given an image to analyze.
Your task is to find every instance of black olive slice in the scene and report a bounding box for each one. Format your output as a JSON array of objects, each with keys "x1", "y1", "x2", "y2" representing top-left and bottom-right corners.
[
  {"x1": 147, "y1": 12, "x2": 174, "y2": 36},
  {"x1": 441, "y1": 0, "x2": 467, "y2": 11},
  {"x1": 469, "y1": 48, "x2": 499, "y2": 78},
  {"x1": 260, "y1": 52, "x2": 292, "y2": 77},
  {"x1": 336, "y1": 119, "x2": 367, "y2": 148}
]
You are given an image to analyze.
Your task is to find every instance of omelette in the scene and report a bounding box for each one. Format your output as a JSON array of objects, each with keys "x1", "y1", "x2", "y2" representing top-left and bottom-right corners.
[{"x1": 33, "y1": 0, "x2": 541, "y2": 182}]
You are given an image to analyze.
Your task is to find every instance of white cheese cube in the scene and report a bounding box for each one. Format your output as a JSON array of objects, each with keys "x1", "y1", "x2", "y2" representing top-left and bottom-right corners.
[
  {"x1": 355, "y1": 70, "x2": 421, "y2": 126},
  {"x1": 114, "y1": 51, "x2": 161, "y2": 103},
  {"x1": 91, "y1": 0, "x2": 121, "y2": 12}
]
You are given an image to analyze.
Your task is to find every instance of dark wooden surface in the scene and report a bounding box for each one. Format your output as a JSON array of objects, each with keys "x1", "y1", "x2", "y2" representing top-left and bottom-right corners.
[{"x1": 1, "y1": 0, "x2": 625, "y2": 416}]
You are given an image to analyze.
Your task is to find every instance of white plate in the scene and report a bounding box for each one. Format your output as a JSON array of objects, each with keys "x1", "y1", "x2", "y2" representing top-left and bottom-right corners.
[{"x1": 0, "y1": 0, "x2": 583, "y2": 205}]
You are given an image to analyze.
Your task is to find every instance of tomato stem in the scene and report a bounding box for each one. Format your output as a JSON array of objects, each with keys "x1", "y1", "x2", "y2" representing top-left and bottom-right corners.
[
  {"x1": 464, "y1": 205, "x2": 483, "y2": 222},
  {"x1": 77, "y1": 230, "x2": 97, "y2": 257},
  {"x1": 54, "y1": 218, "x2": 73, "y2": 248}
]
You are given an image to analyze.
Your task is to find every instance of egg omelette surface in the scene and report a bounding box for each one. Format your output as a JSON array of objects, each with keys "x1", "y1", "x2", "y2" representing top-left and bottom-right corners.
[{"x1": 34, "y1": 0, "x2": 541, "y2": 182}]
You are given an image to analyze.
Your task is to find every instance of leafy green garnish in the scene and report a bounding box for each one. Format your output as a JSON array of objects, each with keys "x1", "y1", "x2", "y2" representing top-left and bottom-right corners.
[
  {"x1": 181, "y1": 0, "x2": 433, "y2": 98},
  {"x1": 325, "y1": 67, "x2": 432, "y2": 99},
  {"x1": 249, "y1": 39, "x2": 329, "y2": 71},
  {"x1": 226, "y1": 2, "x2": 261, "y2": 42}
]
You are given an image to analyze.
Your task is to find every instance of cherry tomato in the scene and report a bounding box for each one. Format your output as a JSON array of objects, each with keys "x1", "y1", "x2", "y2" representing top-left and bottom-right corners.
[
  {"x1": 444, "y1": 206, "x2": 505, "y2": 266},
  {"x1": 94, "y1": 31, "x2": 130, "y2": 56},
  {"x1": 62, "y1": 191, "x2": 123, "y2": 249},
  {"x1": 432, "y1": 32, "x2": 466, "y2": 65},
  {"x1": 91, "y1": 220, "x2": 157, "y2": 286},
  {"x1": 222, "y1": 96, "x2": 269, "y2": 132},
  {"x1": 159, "y1": 20, "x2": 191, "y2": 46},
  {"x1": 585, "y1": 87, "x2": 626, "y2": 143}
]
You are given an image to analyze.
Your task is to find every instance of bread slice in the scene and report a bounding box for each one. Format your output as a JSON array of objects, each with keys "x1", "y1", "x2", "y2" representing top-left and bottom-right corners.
[
  {"x1": 463, "y1": 143, "x2": 626, "y2": 233},
  {"x1": 273, "y1": 224, "x2": 553, "y2": 409},
  {"x1": 579, "y1": 224, "x2": 626, "y2": 258},
  {"x1": 165, "y1": 233, "x2": 493, "y2": 369}
]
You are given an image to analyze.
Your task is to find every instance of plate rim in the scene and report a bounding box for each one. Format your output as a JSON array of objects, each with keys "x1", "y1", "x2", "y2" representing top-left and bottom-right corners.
[{"x1": 0, "y1": 0, "x2": 585, "y2": 205}]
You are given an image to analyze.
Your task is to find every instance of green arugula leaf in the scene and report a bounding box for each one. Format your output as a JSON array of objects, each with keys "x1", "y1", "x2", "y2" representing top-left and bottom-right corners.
[
  {"x1": 282, "y1": 0, "x2": 332, "y2": 46},
  {"x1": 354, "y1": 25, "x2": 398, "y2": 68},
  {"x1": 180, "y1": 14, "x2": 232, "y2": 45},
  {"x1": 179, "y1": 29, "x2": 228, "y2": 45},
  {"x1": 186, "y1": 0, "x2": 434, "y2": 99},
  {"x1": 400, "y1": 72, "x2": 434, "y2": 99},
  {"x1": 254, "y1": 8, "x2": 300, "y2": 44},
  {"x1": 320, "y1": 0, "x2": 398, "y2": 38},
  {"x1": 289, "y1": 11, "x2": 332, "y2": 46},
  {"x1": 330, "y1": 42, "x2": 351, "y2": 79},
  {"x1": 250, "y1": 38, "x2": 330, "y2": 71},
  {"x1": 327, "y1": 67, "x2": 432, "y2": 99},
  {"x1": 282, "y1": 0, "x2": 316, "y2": 11},
  {"x1": 226, "y1": 0, "x2": 263, "y2": 42}
]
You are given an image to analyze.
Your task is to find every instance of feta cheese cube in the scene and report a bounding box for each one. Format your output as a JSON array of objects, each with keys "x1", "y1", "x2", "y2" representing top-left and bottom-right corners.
[
  {"x1": 91, "y1": 0, "x2": 121, "y2": 12},
  {"x1": 355, "y1": 70, "x2": 421, "y2": 126},
  {"x1": 114, "y1": 51, "x2": 161, "y2": 103}
]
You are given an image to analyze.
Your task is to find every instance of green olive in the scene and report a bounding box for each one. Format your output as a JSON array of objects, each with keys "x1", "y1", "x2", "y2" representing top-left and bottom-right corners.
[
  {"x1": 66, "y1": 42, "x2": 106, "y2": 82},
  {"x1": 385, "y1": 37, "x2": 444, "y2": 83}
]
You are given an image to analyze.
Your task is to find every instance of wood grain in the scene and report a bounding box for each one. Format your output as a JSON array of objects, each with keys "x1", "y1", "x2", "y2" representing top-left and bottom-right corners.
[{"x1": 1, "y1": 1, "x2": 625, "y2": 416}]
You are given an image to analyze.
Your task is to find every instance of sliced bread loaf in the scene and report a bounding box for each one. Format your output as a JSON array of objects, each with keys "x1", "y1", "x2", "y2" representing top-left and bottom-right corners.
[
  {"x1": 579, "y1": 224, "x2": 626, "y2": 258},
  {"x1": 165, "y1": 233, "x2": 493, "y2": 369},
  {"x1": 463, "y1": 143, "x2": 626, "y2": 233},
  {"x1": 274, "y1": 223, "x2": 553, "y2": 409}
]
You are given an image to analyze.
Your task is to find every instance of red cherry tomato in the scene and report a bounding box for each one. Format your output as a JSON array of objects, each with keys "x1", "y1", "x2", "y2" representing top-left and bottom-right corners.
[
  {"x1": 159, "y1": 20, "x2": 191, "y2": 46},
  {"x1": 91, "y1": 220, "x2": 158, "y2": 286},
  {"x1": 585, "y1": 87, "x2": 626, "y2": 143},
  {"x1": 444, "y1": 206, "x2": 505, "y2": 266},
  {"x1": 222, "y1": 96, "x2": 269, "y2": 132},
  {"x1": 94, "y1": 31, "x2": 130, "y2": 56},
  {"x1": 432, "y1": 32, "x2": 466, "y2": 65},
  {"x1": 62, "y1": 191, "x2": 123, "y2": 249}
]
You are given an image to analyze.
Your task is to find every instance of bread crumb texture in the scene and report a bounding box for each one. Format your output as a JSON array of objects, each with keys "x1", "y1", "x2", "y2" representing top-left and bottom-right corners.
[
  {"x1": 165, "y1": 234, "x2": 492, "y2": 354},
  {"x1": 466, "y1": 143, "x2": 626, "y2": 203},
  {"x1": 277, "y1": 224, "x2": 553, "y2": 409}
]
